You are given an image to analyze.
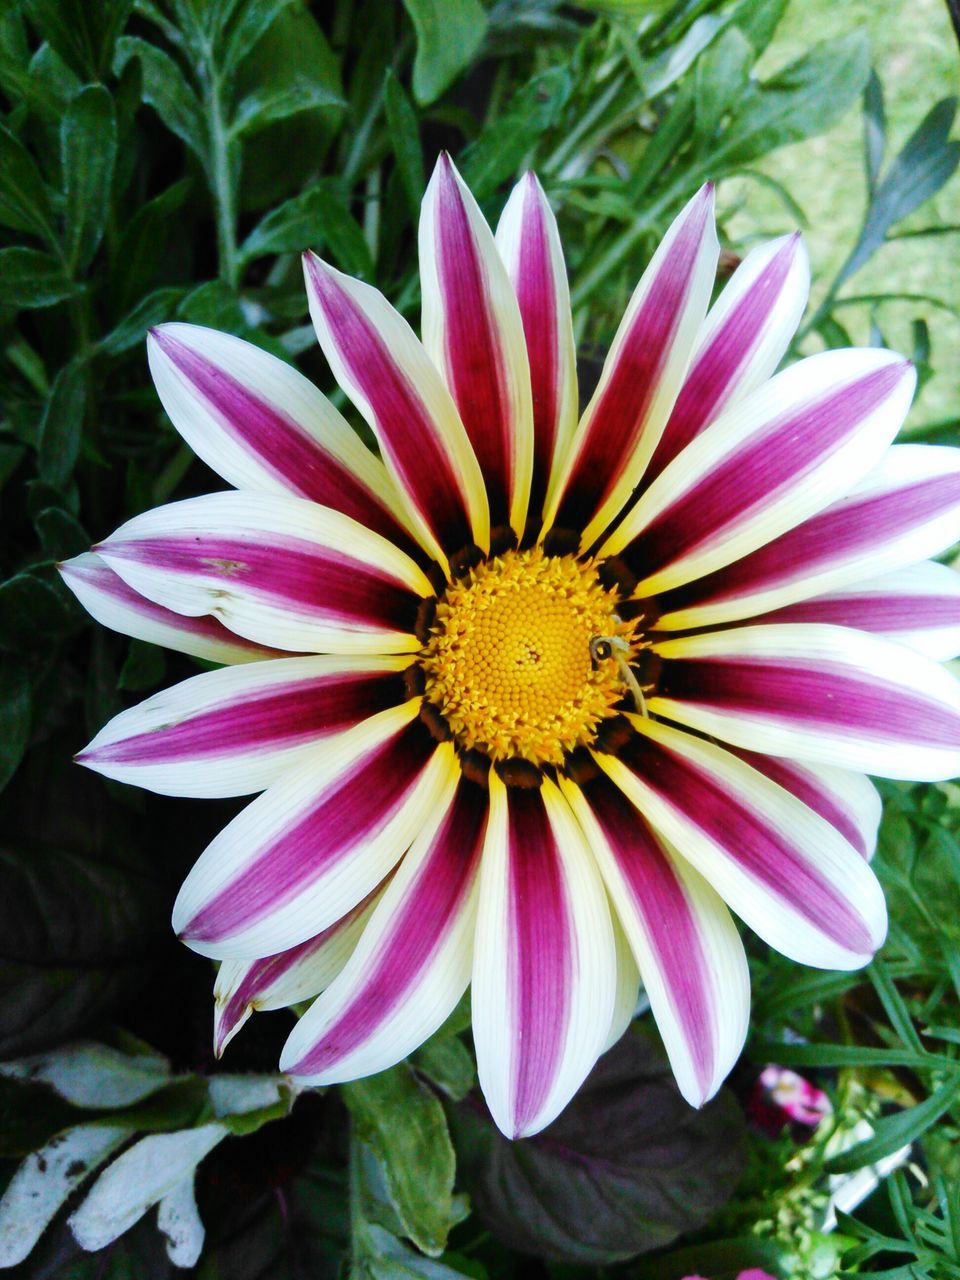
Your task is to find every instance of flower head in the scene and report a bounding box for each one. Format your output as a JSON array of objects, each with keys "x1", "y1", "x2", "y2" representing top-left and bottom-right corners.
[{"x1": 62, "y1": 156, "x2": 960, "y2": 1139}]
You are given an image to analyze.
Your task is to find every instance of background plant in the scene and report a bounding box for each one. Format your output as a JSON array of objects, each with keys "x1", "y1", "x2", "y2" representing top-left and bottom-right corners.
[{"x1": 0, "y1": 0, "x2": 958, "y2": 1276}]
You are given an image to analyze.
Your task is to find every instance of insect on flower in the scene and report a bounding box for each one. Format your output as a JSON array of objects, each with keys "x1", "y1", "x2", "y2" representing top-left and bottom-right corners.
[{"x1": 61, "y1": 156, "x2": 960, "y2": 1139}]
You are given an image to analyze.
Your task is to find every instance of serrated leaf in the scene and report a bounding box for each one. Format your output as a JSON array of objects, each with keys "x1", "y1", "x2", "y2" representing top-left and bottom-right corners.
[
  {"x1": 401, "y1": 0, "x2": 487, "y2": 105},
  {"x1": 0, "y1": 120, "x2": 56, "y2": 244},
  {"x1": 62, "y1": 84, "x2": 118, "y2": 274},
  {"x1": 0, "y1": 246, "x2": 81, "y2": 308},
  {"x1": 344, "y1": 1063, "x2": 457, "y2": 1257},
  {"x1": 384, "y1": 70, "x2": 425, "y2": 219},
  {"x1": 230, "y1": 78, "x2": 344, "y2": 138},
  {"x1": 38, "y1": 360, "x2": 86, "y2": 489},
  {"x1": 114, "y1": 36, "x2": 207, "y2": 162},
  {"x1": 449, "y1": 1028, "x2": 746, "y2": 1265},
  {"x1": 0, "y1": 661, "x2": 30, "y2": 793}
]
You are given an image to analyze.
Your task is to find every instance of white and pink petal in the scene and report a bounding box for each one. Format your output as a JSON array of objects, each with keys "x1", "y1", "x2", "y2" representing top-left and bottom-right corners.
[
  {"x1": 281, "y1": 774, "x2": 487, "y2": 1084},
  {"x1": 604, "y1": 349, "x2": 916, "y2": 592},
  {"x1": 213, "y1": 881, "x2": 386, "y2": 1057},
  {"x1": 95, "y1": 491, "x2": 431, "y2": 656},
  {"x1": 642, "y1": 233, "x2": 810, "y2": 489},
  {"x1": 147, "y1": 324, "x2": 420, "y2": 556},
  {"x1": 172, "y1": 707, "x2": 460, "y2": 959},
  {"x1": 726, "y1": 748, "x2": 881, "y2": 861},
  {"x1": 76, "y1": 655, "x2": 410, "y2": 797},
  {"x1": 303, "y1": 251, "x2": 488, "y2": 573},
  {"x1": 598, "y1": 717, "x2": 887, "y2": 970},
  {"x1": 58, "y1": 553, "x2": 282, "y2": 665},
  {"x1": 759, "y1": 561, "x2": 960, "y2": 661},
  {"x1": 421, "y1": 154, "x2": 533, "y2": 538},
  {"x1": 655, "y1": 444, "x2": 960, "y2": 631},
  {"x1": 651, "y1": 623, "x2": 960, "y2": 781},
  {"x1": 561, "y1": 769, "x2": 749, "y2": 1106},
  {"x1": 471, "y1": 774, "x2": 616, "y2": 1139},
  {"x1": 544, "y1": 185, "x2": 719, "y2": 550}
]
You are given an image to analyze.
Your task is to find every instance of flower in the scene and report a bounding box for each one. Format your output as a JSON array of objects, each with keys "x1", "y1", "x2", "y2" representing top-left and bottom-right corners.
[
  {"x1": 61, "y1": 156, "x2": 960, "y2": 1140},
  {"x1": 749, "y1": 1065, "x2": 833, "y2": 1134}
]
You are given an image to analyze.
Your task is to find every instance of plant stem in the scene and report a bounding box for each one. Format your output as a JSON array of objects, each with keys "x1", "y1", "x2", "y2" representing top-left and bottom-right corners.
[{"x1": 206, "y1": 69, "x2": 239, "y2": 288}]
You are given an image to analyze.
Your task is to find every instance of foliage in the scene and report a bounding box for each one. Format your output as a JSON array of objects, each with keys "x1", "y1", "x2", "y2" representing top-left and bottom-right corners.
[{"x1": 0, "y1": 0, "x2": 957, "y2": 1276}]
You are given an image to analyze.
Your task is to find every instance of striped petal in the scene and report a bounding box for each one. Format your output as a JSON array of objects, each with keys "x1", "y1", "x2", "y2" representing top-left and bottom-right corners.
[
  {"x1": 76, "y1": 655, "x2": 410, "y2": 797},
  {"x1": 604, "y1": 913, "x2": 641, "y2": 1054},
  {"x1": 472, "y1": 774, "x2": 616, "y2": 1139},
  {"x1": 213, "y1": 881, "x2": 385, "y2": 1057},
  {"x1": 604, "y1": 349, "x2": 916, "y2": 592},
  {"x1": 147, "y1": 324, "x2": 420, "y2": 556},
  {"x1": 303, "y1": 251, "x2": 488, "y2": 574},
  {"x1": 561, "y1": 768, "x2": 749, "y2": 1106},
  {"x1": 280, "y1": 774, "x2": 487, "y2": 1084},
  {"x1": 58, "y1": 552, "x2": 281, "y2": 664},
  {"x1": 95, "y1": 491, "x2": 431, "y2": 655},
  {"x1": 420, "y1": 154, "x2": 533, "y2": 537},
  {"x1": 726, "y1": 749, "x2": 881, "y2": 861},
  {"x1": 544, "y1": 185, "x2": 719, "y2": 551},
  {"x1": 495, "y1": 172, "x2": 577, "y2": 520},
  {"x1": 642, "y1": 233, "x2": 810, "y2": 489},
  {"x1": 760, "y1": 562, "x2": 960, "y2": 661},
  {"x1": 598, "y1": 717, "x2": 887, "y2": 970},
  {"x1": 172, "y1": 709, "x2": 460, "y2": 959},
  {"x1": 652, "y1": 623, "x2": 960, "y2": 781},
  {"x1": 656, "y1": 444, "x2": 960, "y2": 630}
]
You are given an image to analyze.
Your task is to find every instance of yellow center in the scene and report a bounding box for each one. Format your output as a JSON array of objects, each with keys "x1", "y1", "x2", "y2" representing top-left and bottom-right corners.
[{"x1": 420, "y1": 548, "x2": 637, "y2": 767}]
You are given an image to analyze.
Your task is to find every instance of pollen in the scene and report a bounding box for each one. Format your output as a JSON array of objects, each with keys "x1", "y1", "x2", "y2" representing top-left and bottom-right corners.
[{"x1": 420, "y1": 548, "x2": 638, "y2": 767}]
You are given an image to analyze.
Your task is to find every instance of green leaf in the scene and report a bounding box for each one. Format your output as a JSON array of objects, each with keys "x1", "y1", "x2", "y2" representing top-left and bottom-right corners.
[
  {"x1": 864, "y1": 69, "x2": 886, "y2": 196},
  {"x1": 62, "y1": 84, "x2": 118, "y2": 275},
  {"x1": 694, "y1": 27, "x2": 752, "y2": 143},
  {"x1": 836, "y1": 96, "x2": 960, "y2": 288},
  {"x1": 22, "y1": 0, "x2": 132, "y2": 79},
  {"x1": 413, "y1": 1035, "x2": 476, "y2": 1101},
  {"x1": 239, "y1": 185, "x2": 332, "y2": 260},
  {"x1": 0, "y1": 246, "x2": 82, "y2": 309},
  {"x1": 461, "y1": 66, "x2": 572, "y2": 197},
  {"x1": 826, "y1": 1078, "x2": 960, "y2": 1174},
  {"x1": 0, "y1": 662, "x2": 31, "y2": 794},
  {"x1": 384, "y1": 69, "x2": 425, "y2": 219},
  {"x1": 110, "y1": 178, "x2": 193, "y2": 314},
  {"x1": 360, "y1": 1223, "x2": 477, "y2": 1279},
  {"x1": 731, "y1": 0, "x2": 787, "y2": 54},
  {"x1": 297, "y1": 186, "x2": 372, "y2": 278},
  {"x1": 0, "y1": 121, "x2": 56, "y2": 244},
  {"x1": 118, "y1": 639, "x2": 167, "y2": 692},
  {"x1": 114, "y1": 35, "x2": 207, "y2": 162},
  {"x1": 401, "y1": 0, "x2": 488, "y2": 105},
  {"x1": 35, "y1": 506, "x2": 88, "y2": 560},
  {"x1": 98, "y1": 286, "x2": 187, "y2": 357},
  {"x1": 711, "y1": 32, "x2": 871, "y2": 173},
  {"x1": 220, "y1": 0, "x2": 299, "y2": 73},
  {"x1": 38, "y1": 361, "x2": 86, "y2": 489},
  {"x1": 344, "y1": 1062, "x2": 457, "y2": 1257},
  {"x1": 230, "y1": 78, "x2": 345, "y2": 138},
  {"x1": 449, "y1": 1028, "x2": 746, "y2": 1265},
  {"x1": 0, "y1": 569, "x2": 80, "y2": 651}
]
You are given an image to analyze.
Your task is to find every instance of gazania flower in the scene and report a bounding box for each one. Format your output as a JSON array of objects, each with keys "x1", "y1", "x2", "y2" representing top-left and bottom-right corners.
[{"x1": 61, "y1": 157, "x2": 960, "y2": 1139}]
